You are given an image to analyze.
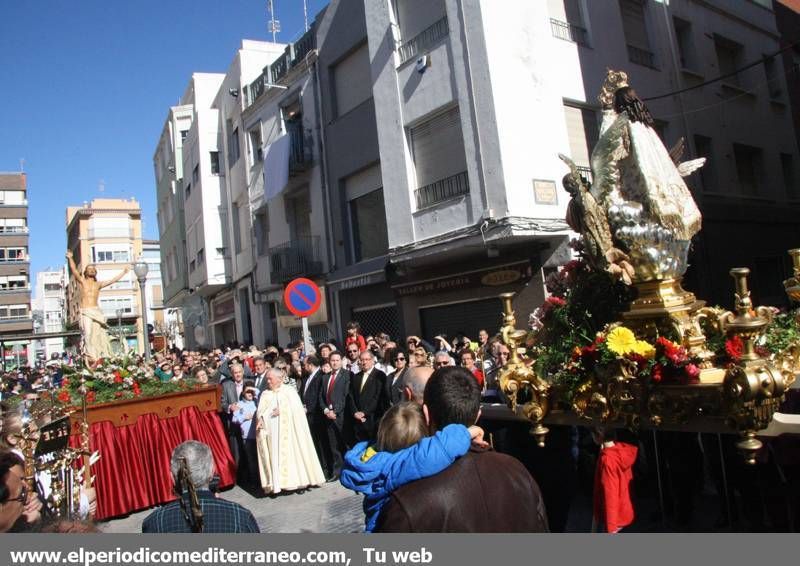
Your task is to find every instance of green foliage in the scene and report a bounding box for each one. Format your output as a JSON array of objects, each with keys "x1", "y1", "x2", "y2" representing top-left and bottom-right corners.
[{"x1": 763, "y1": 310, "x2": 800, "y2": 355}]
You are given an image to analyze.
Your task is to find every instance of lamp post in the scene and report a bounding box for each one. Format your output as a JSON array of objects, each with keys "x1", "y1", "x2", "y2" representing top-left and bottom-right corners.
[
  {"x1": 116, "y1": 308, "x2": 124, "y2": 353},
  {"x1": 133, "y1": 259, "x2": 150, "y2": 359}
]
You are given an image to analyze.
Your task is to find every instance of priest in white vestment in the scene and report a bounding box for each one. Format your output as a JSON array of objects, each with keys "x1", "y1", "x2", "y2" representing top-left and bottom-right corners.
[{"x1": 255, "y1": 368, "x2": 325, "y2": 494}]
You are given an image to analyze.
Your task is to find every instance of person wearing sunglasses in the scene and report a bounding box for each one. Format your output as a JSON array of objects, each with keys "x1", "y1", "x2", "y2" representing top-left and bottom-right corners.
[
  {"x1": 384, "y1": 348, "x2": 408, "y2": 406},
  {"x1": 0, "y1": 451, "x2": 42, "y2": 532}
]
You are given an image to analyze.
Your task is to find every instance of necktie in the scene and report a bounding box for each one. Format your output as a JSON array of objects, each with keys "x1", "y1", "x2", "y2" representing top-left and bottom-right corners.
[
  {"x1": 255, "y1": 375, "x2": 262, "y2": 390},
  {"x1": 360, "y1": 370, "x2": 370, "y2": 393},
  {"x1": 326, "y1": 371, "x2": 337, "y2": 405}
]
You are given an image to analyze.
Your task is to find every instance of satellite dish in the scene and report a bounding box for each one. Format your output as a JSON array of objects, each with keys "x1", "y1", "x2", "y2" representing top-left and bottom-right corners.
[{"x1": 415, "y1": 55, "x2": 430, "y2": 73}]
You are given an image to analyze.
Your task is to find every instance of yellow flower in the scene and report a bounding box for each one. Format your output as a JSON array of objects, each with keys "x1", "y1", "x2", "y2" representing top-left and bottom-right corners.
[
  {"x1": 632, "y1": 340, "x2": 656, "y2": 359},
  {"x1": 606, "y1": 327, "x2": 637, "y2": 356}
]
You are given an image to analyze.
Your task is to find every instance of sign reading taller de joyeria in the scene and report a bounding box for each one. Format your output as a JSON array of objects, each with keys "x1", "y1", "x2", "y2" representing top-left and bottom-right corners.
[{"x1": 394, "y1": 261, "x2": 533, "y2": 297}]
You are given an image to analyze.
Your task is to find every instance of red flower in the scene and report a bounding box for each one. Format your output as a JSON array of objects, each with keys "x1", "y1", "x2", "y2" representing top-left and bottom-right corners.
[
  {"x1": 86, "y1": 391, "x2": 96, "y2": 403},
  {"x1": 132, "y1": 382, "x2": 141, "y2": 396},
  {"x1": 57, "y1": 389, "x2": 71, "y2": 403},
  {"x1": 114, "y1": 391, "x2": 123, "y2": 398},
  {"x1": 546, "y1": 296, "x2": 566, "y2": 308},
  {"x1": 62, "y1": 378, "x2": 70, "y2": 387},
  {"x1": 113, "y1": 372, "x2": 123, "y2": 384},
  {"x1": 651, "y1": 363, "x2": 663, "y2": 384},
  {"x1": 725, "y1": 336, "x2": 744, "y2": 362},
  {"x1": 685, "y1": 363, "x2": 700, "y2": 383}
]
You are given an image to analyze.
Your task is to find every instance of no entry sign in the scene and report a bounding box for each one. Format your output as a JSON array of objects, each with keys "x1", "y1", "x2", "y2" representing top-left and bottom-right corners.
[{"x1": 283, "y1": 278, "x2": 322, "y2": 318}]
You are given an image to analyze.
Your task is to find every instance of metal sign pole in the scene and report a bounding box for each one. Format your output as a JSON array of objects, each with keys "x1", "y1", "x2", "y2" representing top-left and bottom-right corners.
[{"x1": 301, "y1": 316, "x2": 312, "y2": 356}]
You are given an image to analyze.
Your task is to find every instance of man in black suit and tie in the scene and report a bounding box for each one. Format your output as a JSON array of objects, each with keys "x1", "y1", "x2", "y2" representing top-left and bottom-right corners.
[
  {"x1": 319, "y1": 351, "x2": 350, "y2": 481},
  {"x1": 252, "y1": 356, "x2": 270, "y2": 397},
  {"x1": 220, "y1": 363, "x2": 246, "y2": 466},
  {"x1": 348, "y1": 350, "x2": 388, "y2": 442},
  {"x1": 301, "y1": 354, "x2": 325, "y2": 465}
]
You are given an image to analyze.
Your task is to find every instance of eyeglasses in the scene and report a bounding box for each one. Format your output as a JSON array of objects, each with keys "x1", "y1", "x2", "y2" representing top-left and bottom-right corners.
[
  {"x1": 497, "y1": 352, "x2": 510, "y2": 357},
  {"x1": 9, "y1": 484, "x2": 28, "y2": 505},
  {"x1": 434, "y1": 361, "x2": 449, "y2": 367},
  {"x1": 395, "y1": 356, "x2": 406, "y2": 361},
  {"x1": 347, "y1": 349, "x2": 359, "y2": 353},
  {"x1": 414, "y1": 352, "x2": 426, "y2": 357}
]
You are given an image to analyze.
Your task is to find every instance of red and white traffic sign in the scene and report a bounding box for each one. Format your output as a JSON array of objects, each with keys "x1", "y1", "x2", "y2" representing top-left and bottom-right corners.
[{"x1": 283, "y1": 278, "x2": 322, "y2": 318}]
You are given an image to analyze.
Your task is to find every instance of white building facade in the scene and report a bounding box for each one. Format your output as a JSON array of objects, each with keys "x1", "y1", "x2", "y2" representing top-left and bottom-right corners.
[{"x1": 31, "y1": 269, "x2": 66, "y2": 361}]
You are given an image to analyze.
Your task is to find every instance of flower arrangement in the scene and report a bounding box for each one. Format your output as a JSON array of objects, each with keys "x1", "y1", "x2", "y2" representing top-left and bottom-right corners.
[
  {"x1": 54, "y1": 355, "x2": 205, "y2": 407},
  {"x1": 569, "y1": 325, "x2": 700, "y2": 386}
]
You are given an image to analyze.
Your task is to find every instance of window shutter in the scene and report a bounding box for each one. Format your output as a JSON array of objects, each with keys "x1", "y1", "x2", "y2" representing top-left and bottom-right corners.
[
  {"x1": 620, "y1": 0, "x2": 649, "y2": 49},
  {"x1": 565, "y1": 0, "x2": 583, "y2": 25},
  {"x1": 345, "y1": 164, "x2": 382, "y2": 202},
  {"x1": 563, "y1": 105, "x2": 597, "y2": 167},
  {"x1": 410, "y1": 107, "x2": 467, "y2": 188}
]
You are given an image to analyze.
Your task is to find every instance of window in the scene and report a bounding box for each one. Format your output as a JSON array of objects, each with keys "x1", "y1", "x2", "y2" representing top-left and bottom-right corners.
[
  {"x1": 89, "y1": 217, "x2": 130, "y2": 238},
  {"x1": 197, "y1": 248, "x2": 204, "y2": 265},
  {"x1": 0, "y1": 248, "x2": 26, "y2": 262},
  {"x1": 105, "y1": 271, "x2": 133, "y2": 290},
  {"x1": 350, "y1": 189, "x2": 389, "y2": 262},
  {"x1": 227, "y1": 120, "x2": 240, "y2": 165},
  {"x1": 733, "y1": 143, "x2": 764, "y2": 195},
  {"x1": 193, "y1": 164, "x2": 199, "y2": 184},
  {"x1": 0, "y1": 276, "x2": 27, "y2": 289},
  {"x1": 43, "y1": 283, "x2": 60, "y2": 292},
  {"x1": 715, "y1": 35, "x2": 743, "y2": 87},
  {"x1": 249, "y1": 128, "x2": 263, "y2": 163},
  {"x1": 563, "y1": 103, "x2": 598, "y2": 170},
  {"x1": 0, "y1": 306, "x2": 28, "y2": 320},
  {"x1": 409, "y1": 107, "x2": 468, "y2": 205},
  {"x1": 232, "y1": 203, "x2": 242, "y2": 254},
  {"x1": 764, "y1": 55, "x2": 782, "y2": 99},
  {"x1": 0, "y1": 191, "x2": 25, "y2": 205},
  {"x1": 91, "y1": 246, "x2": 130, "y2": 263},
  {"x1": 619, "y1": 0, "x2": 655, "y2": 68},
  {"x1": 673, "y1": 17, "x2": 696, "y2": 71},
  {"x1": 0, "y1": 218, "x2": 25, "y2": 233},
  {"x1": 189, "y1": 259, "x2": 196, "y2": 272},
  {"x1": 394, "y1": 0, "x2": 446, "y2": 44},
  {"x1": 332, "y1": 43, "x2": 373, "y2": 117},
  {"x1": 693, "y1": 135, "x2": 716, "y2": 192},
  {"x1": 781, "y1": 153, "x2": 797, "y2": 199},
  {"x1": 210, "y1": 151, "x2": 220, "y2": 175},
  {"x1": 185, "y1": 183, "x2": 191, "y2": 199},
  {"x1": 99, "y1": 297, "x2": 134, "y2": 315},
  {"x1": 180, "y1": 130, "x2": 189, "y2": 142},
  {"x1": 254, "y1": 211, "x2": 270, "y2": 256},
  {"x1": 549, "y1": 0, "x2": 589, "y2": 45}
]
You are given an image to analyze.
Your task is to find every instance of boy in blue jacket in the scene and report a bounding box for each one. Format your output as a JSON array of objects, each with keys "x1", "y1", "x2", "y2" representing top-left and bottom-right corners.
[{"x1": 340, "y1": 401, "x2": 486, "y2": 532}]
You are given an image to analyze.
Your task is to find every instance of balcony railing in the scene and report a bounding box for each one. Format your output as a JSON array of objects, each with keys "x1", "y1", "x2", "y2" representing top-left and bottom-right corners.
[
  {"x1": 0, "y1": 286, "x2": 30, "y2": 294},
  {"x1": 292, "y1": 27, "x2": 316, "y2": 66},
  {"x1": 288, "y1": 125, "x2": 313, "y2": 173},
  {"x1": 415, "y1": 171, "x2": 470, "y2": 210},
  {"x1": 576, "y1": 166, "x2": 593, "y2": 183},
  {"x1": 0, "y1": 256, "x2": 29, "y2": 263},
  {"x1": 398, "y1": 16, "x2": 449, "y2": 64},
  {"x1": 271, "y1": 46, "x2": 292, "y2": 84},
  {"x1": 0, "y1": 316, "x2": 32, "y2": 324},
  {"x1": 0, "y1": 227, "x2": 28, "y2": 235},
  {"x1": 269, "y1": 236, "x2": 322, "y2": 283},
  {"x1": 0, "y1": 199, "x2": 28, "y2": 207},
  {"x1": 550, "y1": 18, "x2": 588, "y2": 46},
  {"x1": 627, "y1": 44, "x2": 657, "y2": 69},
  {"x1": 88, "y1": 228, "x2": 135, "y2": 239}
]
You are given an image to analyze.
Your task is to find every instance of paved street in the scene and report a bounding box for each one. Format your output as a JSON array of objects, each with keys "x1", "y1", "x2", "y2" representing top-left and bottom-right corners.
[{"x1": 101, "y1": 483, "x2": 364, "y2": 534}]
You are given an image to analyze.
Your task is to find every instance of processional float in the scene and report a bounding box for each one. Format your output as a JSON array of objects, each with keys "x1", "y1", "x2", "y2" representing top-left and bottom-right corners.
[{"x1": 494, "y1": 70, "x2": 796, "y2": 463}]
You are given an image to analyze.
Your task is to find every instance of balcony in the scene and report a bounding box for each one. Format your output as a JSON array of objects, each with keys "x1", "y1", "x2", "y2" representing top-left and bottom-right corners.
[
  {"x1": 0, "y1": 199, "x2": 28, "y2": 207},
  {"x1": 288, "y1": 125, "x2": 313, "y2": 173},
  {"x1": 0, "y1": 227, "x2": 28, "y2": 235},
  {"x1": 398, "y1": 16, "x2": 449, "y2": 64},
  {"x1": 271, "y1": 47, "x2": 292, "y2": 84},
  {"x1": 0, "y1": 285, "x2": 30, "y2": 295},
  {"x1": 88, "y1": 228, "x2": 135, "y2": 239},
  {"x1": 627, "y1": 44, "x2": 657, "y2": 69},
  {"x1": 292, "y1": 27, "x2": 316, "y2": 66},
  {"x1": 0, "y1": 256, "x2": 29, "y2": 264},
  {"x1": 269, "y1": 236, "x2": 322, "y2": 283},
  {"x1": 550, "y1": 18, "x2": 588, "y2": 46},
  {"x1": 576, "y1": 166, "x2": 593, "y2": 183},
  {"x1": 415, "y1": 171, "x2": 470, "y2": 210}
]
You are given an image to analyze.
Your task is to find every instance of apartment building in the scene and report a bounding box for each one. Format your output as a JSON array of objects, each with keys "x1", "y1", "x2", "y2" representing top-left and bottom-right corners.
[
  {"x1": 65, "y1": 198, "x2": 145, "y2": 353},
  {"x1": 213, "y1": 40, "x2": 285, "y2": 347},
  {"x1": 0, "y1": 172, "x2": 32, "y2": 365},
  {"x1": 775, "y1": 0, "x2": 800, "y2": 156},
  {"x1": 240, "y1": 23, "x2": 333, "y2": 346},
  {"x1": 154, "y1": 73, "x2": 225, "y2": 349},
  {"x1": 31, "y1": 268, "x2": 66, "y2": 361}
]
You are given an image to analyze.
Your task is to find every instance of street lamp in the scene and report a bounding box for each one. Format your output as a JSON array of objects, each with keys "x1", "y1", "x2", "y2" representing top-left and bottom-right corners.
[{"x1": 133, "y1": 258, "x2": 150, "y2": 359}]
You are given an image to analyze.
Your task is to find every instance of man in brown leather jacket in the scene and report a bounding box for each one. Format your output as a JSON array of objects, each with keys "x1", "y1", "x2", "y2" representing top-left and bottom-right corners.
[{"x1": 374, "y1": 366, "x2": 549, "y2": 532}]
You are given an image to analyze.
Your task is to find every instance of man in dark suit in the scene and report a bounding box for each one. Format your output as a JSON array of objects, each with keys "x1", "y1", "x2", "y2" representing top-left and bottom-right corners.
[
  {"x1": 252, "y1": 356, "x2": 270, "y2": 397},
  {"x1": 220, "y1": 363, "x2": 246, "y2": 466},
  {"x1": 318, "y1": 351, "x2": 350, "y2": 481},
  {"x1": 375, "y1": 366, "x2": 549, "y2": 533},
  {"x1": 301, "y1": 354, "x2": 325, "y2": 465},
  {"x1": 348, "y1": 350, "x2": 387, "y2": 442}
]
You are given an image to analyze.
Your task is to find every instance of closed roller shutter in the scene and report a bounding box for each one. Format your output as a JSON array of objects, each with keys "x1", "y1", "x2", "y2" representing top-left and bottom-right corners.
[
  {"x1": 410, "y1": 107, "x2": 467, "y2": 188},
  {"x1": 420, "y1": 298, "x2": 503, "y2": 343}
]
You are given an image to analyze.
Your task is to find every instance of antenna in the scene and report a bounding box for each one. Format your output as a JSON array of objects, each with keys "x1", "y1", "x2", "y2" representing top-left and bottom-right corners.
[
  {"x1": 303, "y1": 0, "x2": 309, "y2": 32},
  {"x1": 98, "y1": 179, "x2": 105, "y2": 194},
  {"x1": 267, "y1": 0, "x2": 280, "y2": 42},
  {"x1": 19, "y1": 158, "x2": 24, "y2": 172}
]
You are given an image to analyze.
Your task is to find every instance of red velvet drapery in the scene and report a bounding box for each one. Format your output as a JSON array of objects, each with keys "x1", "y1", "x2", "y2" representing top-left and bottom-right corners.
[{"x1": 74, "y1": 406, "x2": 235, "y2": 520}]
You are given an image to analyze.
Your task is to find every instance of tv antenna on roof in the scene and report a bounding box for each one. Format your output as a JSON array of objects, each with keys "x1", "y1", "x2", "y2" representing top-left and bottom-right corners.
[
  {"x1": 19, "y1": 158, "x2": 24, "y2": 172},
  {"x1": 267, "y1": 0, "x2": 281, "y2": 42}
]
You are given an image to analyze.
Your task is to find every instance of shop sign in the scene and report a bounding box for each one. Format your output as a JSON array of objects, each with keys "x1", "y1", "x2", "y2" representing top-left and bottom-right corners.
[
  {"x1": 395, "y1": 262, "x2": 531, "y2": 297},
  {"x1": 533, "y1": 179, "x2": 558, "y2": 205},
  {"x1": 212, "y1": 295, "x2": 235, "y2": 321}
]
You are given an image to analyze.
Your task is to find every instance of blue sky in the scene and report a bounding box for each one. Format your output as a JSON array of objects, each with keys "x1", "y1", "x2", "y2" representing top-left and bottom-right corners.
[{"x1": 0, "y1": 0, "x2": 327, "y2": 277}]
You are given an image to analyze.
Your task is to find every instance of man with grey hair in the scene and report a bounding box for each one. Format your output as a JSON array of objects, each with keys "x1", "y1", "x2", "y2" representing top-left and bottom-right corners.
[
  {"x1": 142, "y1": 441, "x2": 259, "y2": 533},
  {"x1": 402, "y1": 366, "x2": 433, "y2": 404}
]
